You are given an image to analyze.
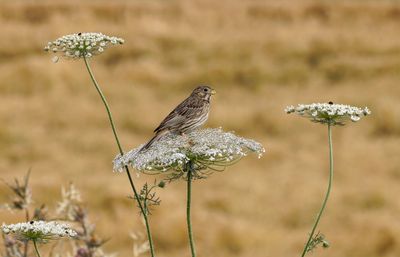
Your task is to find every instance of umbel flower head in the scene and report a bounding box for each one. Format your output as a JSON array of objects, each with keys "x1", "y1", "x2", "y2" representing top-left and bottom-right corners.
[
  {"x1": 285, "y1": 102, "x2": 371, "y2": 125},
  {"x1": 44, "y1": 32, "x2": 124, "y2": 60},
  {"x1": 113, "y1": 128, "x2": 264, "y2": 179},
  {"x1": 1, "y1": 221, "x2": 77, "y2": 243}
]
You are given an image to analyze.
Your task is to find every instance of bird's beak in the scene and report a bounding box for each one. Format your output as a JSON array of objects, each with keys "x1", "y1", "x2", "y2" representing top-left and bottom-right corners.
[{"x1": 211, "y1": 89, "x2": 216, "y2": 95}]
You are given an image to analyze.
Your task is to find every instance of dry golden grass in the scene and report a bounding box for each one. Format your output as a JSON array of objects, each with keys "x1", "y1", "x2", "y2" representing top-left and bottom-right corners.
[{"x1": 1, "y1": 0, "x2": 400, "y2": 256}]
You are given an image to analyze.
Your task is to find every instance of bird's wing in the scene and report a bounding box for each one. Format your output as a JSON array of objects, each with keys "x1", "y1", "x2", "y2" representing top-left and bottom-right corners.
[{"x1": 154, "y1": 97, "x2": 202, "y2": 133}]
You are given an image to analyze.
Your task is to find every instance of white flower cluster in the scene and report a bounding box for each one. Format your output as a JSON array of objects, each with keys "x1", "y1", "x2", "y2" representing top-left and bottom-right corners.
[
  {"x1": 2, "y1": 221, "x2": 77, "y2": 242},
  {"x1": 113, "y1": 128, "x2": 265, "y2": 174},
  {"x1": 44, "y1": 32, "x2": 124, "y2": 60},
  {"x1": 285, "y1": 103, "x2": 371, "y2": 125}
]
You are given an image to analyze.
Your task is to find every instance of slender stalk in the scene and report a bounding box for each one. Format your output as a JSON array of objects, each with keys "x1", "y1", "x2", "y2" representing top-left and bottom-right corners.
[
  {"x1": 300, "y1": 124, "x2": 334, "y2": 257},
  {"x1": 32, "y1": 240, "x2": 42, "y2": 257},
  {"x1": 83, "y1": 57, "x2": 155, "y2": 257},
  {"x1": 186, "y1": 161, "x2": 196, "y2": 257}
]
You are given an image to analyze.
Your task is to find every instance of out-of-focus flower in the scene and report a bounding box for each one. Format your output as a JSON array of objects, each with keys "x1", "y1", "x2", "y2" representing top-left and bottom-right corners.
[
  {"x1": 2, "y1": 221, "x2": 77, "y2": 243},
  {"x1": 113, "y1": 128, "x2": 264, "y2": 178},
  {"x1": 285, "y1": 102, "x2": 370, "y2": 125},
  {"x1": 2, "y1": 234, "x2": 24, "y2": 256},
  {"x1": 1, "y1": 171, "x2": 32, "y2": 211},
  {"x1": 44, "y1": 32, "x2": 124, "y2": 61},
  {"x1": 56, "y1": 183, "x2": 82, "y2": 220},
  {"x1": 75, "y1": 248, "x2": 90, "y2": 257},
  {"x1": 130, "y1": 231, "x2": 150, "y2": 257},
  {"x1": 33, "y1": 204, "x2": 48, "y2": 221}
]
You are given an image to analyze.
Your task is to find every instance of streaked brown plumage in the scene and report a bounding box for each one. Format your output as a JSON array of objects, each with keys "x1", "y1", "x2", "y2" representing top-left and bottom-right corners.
[{"x1": 141, "y1": 85, "x2": 216, "y2": 151}]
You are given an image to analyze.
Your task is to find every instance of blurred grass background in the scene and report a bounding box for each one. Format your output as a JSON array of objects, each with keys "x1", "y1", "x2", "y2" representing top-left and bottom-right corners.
[{"x1": 1, "y1": 0, "x2": 400, "y2": 256}]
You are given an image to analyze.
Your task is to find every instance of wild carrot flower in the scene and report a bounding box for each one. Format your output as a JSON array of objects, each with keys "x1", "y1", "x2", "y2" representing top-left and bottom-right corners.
[
  {"x1": 44, "y1": 32, "x2": 124, "y2": 61},
  {"x1": 45, "y1": 32, "x2": 156, "y2": 257},
  {"x1": 113, "y1": 128, "x2": 265, "y2": 178},
  {"x1": 114, "y1": 127, "x2": 264, "y2": 257},
  {"x1": 285, "y1": 102, "x2": 371, "y2": 125},
  {"x1": 1, "y1": 221, "x2": 76, "y2": 243},
  {"x1": 286, "y1": 102, "x2": 370, "y2": 256}
]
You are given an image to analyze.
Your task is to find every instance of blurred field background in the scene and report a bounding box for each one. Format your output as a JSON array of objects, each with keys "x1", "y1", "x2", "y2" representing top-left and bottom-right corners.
[{"x1": 1, "y1": 0, "x2": 400, "y2": 256}]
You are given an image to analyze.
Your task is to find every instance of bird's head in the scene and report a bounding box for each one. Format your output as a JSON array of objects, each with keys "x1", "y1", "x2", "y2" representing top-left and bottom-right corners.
[{"x1": 191, "y1": 85, "x2": 216, "y2": 101}]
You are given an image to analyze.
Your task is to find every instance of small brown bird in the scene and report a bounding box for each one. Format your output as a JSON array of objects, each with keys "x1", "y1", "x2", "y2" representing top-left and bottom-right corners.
[{"x1": 141, "y1": 85, "x2": 216, "y2": 151}]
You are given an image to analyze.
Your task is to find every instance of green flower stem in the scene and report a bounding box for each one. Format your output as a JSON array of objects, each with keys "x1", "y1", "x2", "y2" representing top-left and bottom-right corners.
[
  {"x1": 32, "y1": 240, "x2": 41, "y2": 257},
  {"x1": 83, "y1": 57, "x2": 155, "y2": 257},
  {"x1": 300, "y1": 124, "x2": 334, "y2": 257},
  {"x1": 186, "y1": 161, "x2": 196, "y2": 257}
]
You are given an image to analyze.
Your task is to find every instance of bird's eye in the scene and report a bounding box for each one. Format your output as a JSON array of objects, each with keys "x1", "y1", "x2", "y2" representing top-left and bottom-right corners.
[{"x1": 203, "y1": 88, "x2": 208, "y2": 92}]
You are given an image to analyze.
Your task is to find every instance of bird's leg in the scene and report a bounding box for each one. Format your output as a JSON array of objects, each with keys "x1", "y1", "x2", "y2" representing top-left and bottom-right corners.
[
  {"x1": 180, "y1": 131, "x2": 188, "y2": 142},
  {"x1": 180, "y1": 131, "x2": 195, "y2": 146}
]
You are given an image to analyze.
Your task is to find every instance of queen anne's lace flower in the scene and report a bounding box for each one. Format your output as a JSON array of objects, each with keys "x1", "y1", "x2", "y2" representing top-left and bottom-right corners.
[
  {"x1": 2, "y1": 221, "x2": 77, "y2": 242},
  {"x1": 285, "y1": 103, "x2": 371, "y2": 125},
  {"x1": 44, "y1": 32, "x2": 124, "y2": 60},
  {"x1": 113, "y1": 128, "x2": 264, "y2": 176}
]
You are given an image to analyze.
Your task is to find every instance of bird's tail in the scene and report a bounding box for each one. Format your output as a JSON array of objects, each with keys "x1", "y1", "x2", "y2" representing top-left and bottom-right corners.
[{"x1": 140, "y1": 133, "x2": 166, "y2": 152}]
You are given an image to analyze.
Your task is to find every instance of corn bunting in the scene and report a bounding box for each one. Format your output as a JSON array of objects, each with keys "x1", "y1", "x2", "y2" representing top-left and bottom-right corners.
[{"x1": 141, "y1": 85, "x2": 216, "y2": 151}]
